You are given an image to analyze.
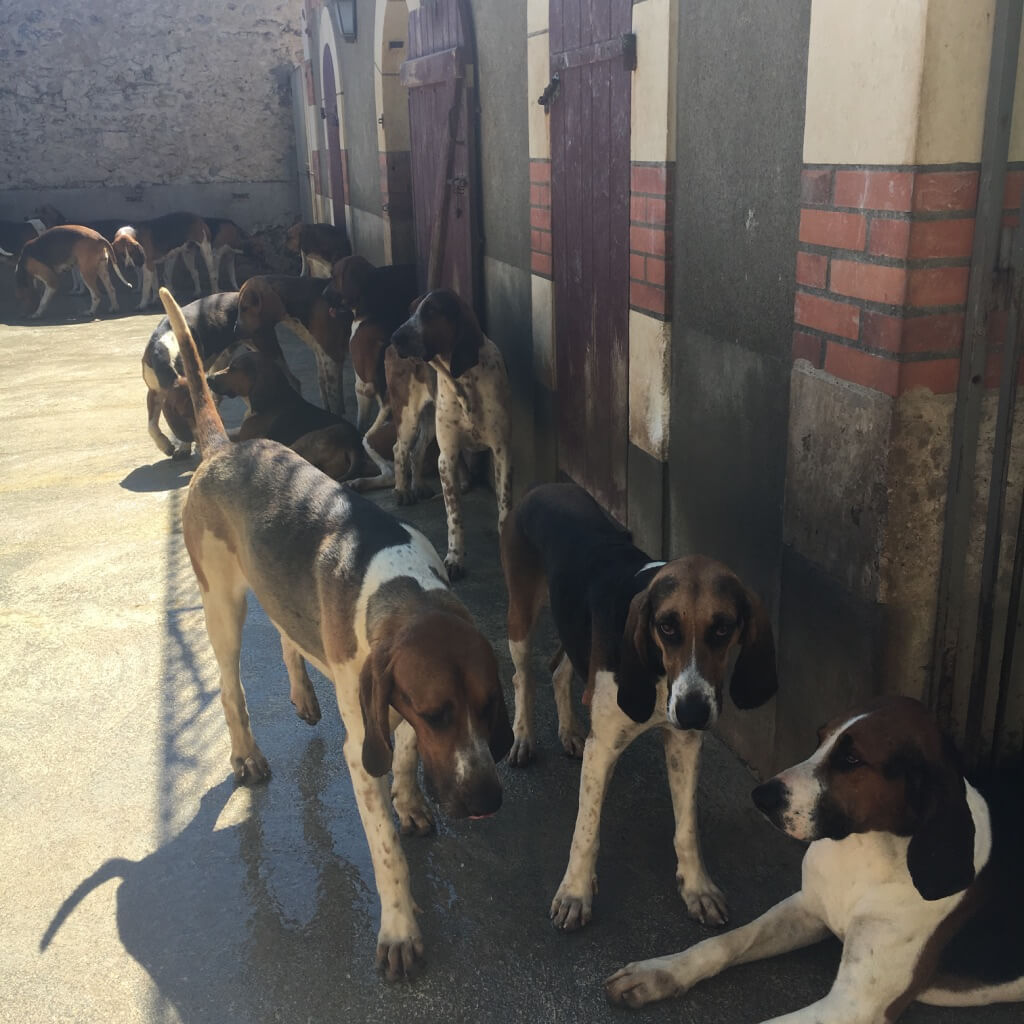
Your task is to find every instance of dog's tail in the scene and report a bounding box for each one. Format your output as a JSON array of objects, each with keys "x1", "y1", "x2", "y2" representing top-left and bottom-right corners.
[
  {"x1": 159, "y1": 286, "x2": 228, "y2": 457},
  {"x1": 104, "y1": 240, "x2": 134, "y2": 288}
]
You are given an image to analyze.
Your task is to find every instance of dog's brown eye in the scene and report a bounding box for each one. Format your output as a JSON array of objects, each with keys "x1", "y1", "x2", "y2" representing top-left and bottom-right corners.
[
  {"x1": 422, "y1": 704, "x2": 453, "y2": 729},
  {"x1": 714, "y1": 622, "x2": 732, "y2": 638},
  {"x1": 843, "y1": 752, "x2": 862, "y2": 768},
  {"x1": 657, "y1": 620, "x2": 679, "y2": 640}
]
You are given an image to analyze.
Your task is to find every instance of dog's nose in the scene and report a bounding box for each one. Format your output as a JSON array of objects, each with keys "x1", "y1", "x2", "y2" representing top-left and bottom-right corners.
[
  {"x1": 671, "y1": 692, "x2": 711, "y2": 731},
  {"x1": 752, "y1": 779, "x2": 788, "y2": 818},
  {"x1": 465, "y1": 779, "x2": 503, "y2": 819}
]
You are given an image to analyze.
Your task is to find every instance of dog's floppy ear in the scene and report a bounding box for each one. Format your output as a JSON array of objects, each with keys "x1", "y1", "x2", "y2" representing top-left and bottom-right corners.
[
  {"x1": 904, "y1": 743, "x2": 976, "y2": 900},
  {"x1": 358, "y1": 653, "x2": 395, "y2": 777},
  {"x1": 488, "y1": 688, "x2": 515, "y2": 763},
  {"x1": 449, "y1": 299, "x2": 484, "y2": 378},
  {"x1": 730, "y1": 588, "x2": 778, "y2": 710},
  {"x1": 615, "y1": 588, "x2": 662, "y2": 723}
]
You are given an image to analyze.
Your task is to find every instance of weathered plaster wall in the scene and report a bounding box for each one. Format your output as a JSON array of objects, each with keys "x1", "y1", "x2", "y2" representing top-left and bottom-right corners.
[{"x1": 0, "y1": 1, "x2": 304, "y2": 227}]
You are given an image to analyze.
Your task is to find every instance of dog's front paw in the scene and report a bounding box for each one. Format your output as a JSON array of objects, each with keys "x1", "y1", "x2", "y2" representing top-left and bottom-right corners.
[
  {"x1": 678, "y1": 875, "x2": 728, "y2": 926},
  {"x1": 170, "y1": 443, "x2": 193, "y2": 460},
  {"x1": 376, "y1": 928, "x2": 424, "y2": 982},
  {"x1": 392, "y1": 790, "x2": 435, "y2": 837},
  {"x1": 508, "y1": 733, "x2": 535, "y2": 767},
  {"x1": 444, "y1": 556, "x2": 465, "y2": 582},
  {"x1": 231, "y1": 746, "x2": 270, "y2": 784},
  {"x1": 605, "y1": 957, "x2": 684, "y2": 1007},
  {"x1": 550, "y1": 887, "x2": 594, "y2": 931}
]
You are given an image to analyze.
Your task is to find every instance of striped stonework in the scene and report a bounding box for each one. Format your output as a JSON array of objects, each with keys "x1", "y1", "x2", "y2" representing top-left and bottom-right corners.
[
  {"x1": 629, "y1": 161, "x2": 673, "y2": 319},
  {"x1": 793, "y1": 163, "x2": 1024, "y2": 396},
  {"x1": 529, "y1": 158, "x2": 552, "y2": 278}
]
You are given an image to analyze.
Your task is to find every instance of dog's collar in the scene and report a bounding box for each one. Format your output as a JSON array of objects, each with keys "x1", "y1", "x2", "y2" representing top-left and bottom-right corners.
[
  {"x1": 636, "y1": 560, "x2": 666, "y2": 576},
  {"x1": 27, "y1": 218, "x2": 46, "y2": 236}
]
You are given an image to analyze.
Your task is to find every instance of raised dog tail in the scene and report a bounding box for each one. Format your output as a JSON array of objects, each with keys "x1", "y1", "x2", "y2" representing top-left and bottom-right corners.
[
  {"x1": 159, "y1": 286, "x2": 228, "y2": 457},
  {"x1": 104, "y1": 240, "x2": 134, "y2": 288}
]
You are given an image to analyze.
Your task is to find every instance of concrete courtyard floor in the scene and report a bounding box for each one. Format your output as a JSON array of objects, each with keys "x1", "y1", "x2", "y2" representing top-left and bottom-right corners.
[{"x1": 1, "y1": 306, "x2": 1017, "y2": 1023}]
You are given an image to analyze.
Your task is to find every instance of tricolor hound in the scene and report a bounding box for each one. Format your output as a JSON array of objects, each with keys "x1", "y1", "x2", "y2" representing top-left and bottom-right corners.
[
  {"x1": 501, "y1": 482, "x2": 778, "y2": 928},
  {"x1": 391, "y1": 289, "x2": 513, "y2": 581},
  {"x1": 606, "y1": 696, "x2": 1024, "y2": 1021},
  {"x1": 157, "y1": 286, "x2": 513, "y2": 979},
  {"x1": 15, "y1": 225, "x2": 133, "y2": 318},
  {"x1": 285, "y1": 220, "x2": 352, "y2": 278}
]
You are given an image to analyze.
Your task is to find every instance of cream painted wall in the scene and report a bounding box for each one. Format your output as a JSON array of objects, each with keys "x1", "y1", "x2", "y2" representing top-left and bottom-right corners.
[
  {"x1": 802, "y1": 0, "x2": 1024, "y2": 166},
  {"x1": 631, "y1": 0, "x2": 678, "y2": 164}
]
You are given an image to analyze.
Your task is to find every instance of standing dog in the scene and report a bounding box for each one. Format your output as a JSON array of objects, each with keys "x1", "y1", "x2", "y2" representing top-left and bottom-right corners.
[
  {"x1": 606, "y1": 697, "x2": 1024, "y2": 1021},
  {"x1": 391, "y1": 290, "x2": 512, "y2": 580},
  {"x1": 157, "y1": 285, "x2": 513, "y2": 979},
  {"x1": 205, "y1": 217, "x2": 259, "y2": 291},
  {"x1": 15, "y1": 225, "x2": 132, "y2": 318},
  {"x1": 501, "y1": 482, "x2": 778, "y2": 929},
  {"x1": 235, "y1": 274, "x2": 352, "y2": 415},
  {"x1": 323, "y1": 255, "x2": 420, "y2": 432},
  {"x1": 142, "y1": 291, "x2": 241, "y2": 459},
  {"x1": 113, "y1": 212, "x2": 214, "y2": 309},
  {"x1": 285, "y1": 221, "x2": 352, "y2": 278}
]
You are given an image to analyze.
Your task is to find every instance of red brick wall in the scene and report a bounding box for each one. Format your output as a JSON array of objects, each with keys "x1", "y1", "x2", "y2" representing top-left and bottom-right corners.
[
  {"x1": 629, "y1": 162, "x2": 673, "y2": 319},
  {"x1": 792, "y1": 164, "x2": 1023, "y2": 397},
  {"x1": 530, "y1": 158, "x2": 552, "y2": 277}
]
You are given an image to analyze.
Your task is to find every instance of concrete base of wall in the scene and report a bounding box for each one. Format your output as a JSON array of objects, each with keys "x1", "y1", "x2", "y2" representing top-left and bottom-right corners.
[{"x1": 0, "y1": 181, "x2": 301, "y2": 231}]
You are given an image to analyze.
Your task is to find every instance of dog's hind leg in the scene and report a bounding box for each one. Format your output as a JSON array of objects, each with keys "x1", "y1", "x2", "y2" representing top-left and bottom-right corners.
[
  {"x1": 502, "y1": 508, "x2": 547, "y2": 767},
  {"x1": 97, "y1": 260, "x2": 120, "y2": 313},
  {"x1": 552, "y1": 653, "x2": 585, "y2": 758},
  {"x1": 663, "y1": 728, "x2": 727, "y2": 925},
  {"x1": 196, "y1": 545, "x2": 269, "y2": 783},
  {"x1": 199, "y1": 237, "x2": 217, "y2": 294},
  {"x1": 390, "y1": 720, "x2": 434, "y2": 836},
  {"x1": 180, "y1": 246, "x2": 202, "y2": 299},
  {"x1": 313, "y1": 345, "x2": 345, "y2": 415},
  {"x1": 281, "y1": 634, "x2": 321, "y2": 725},
  {"x1": 147, "y1": 389, "x2": 178, "y2": 457}
]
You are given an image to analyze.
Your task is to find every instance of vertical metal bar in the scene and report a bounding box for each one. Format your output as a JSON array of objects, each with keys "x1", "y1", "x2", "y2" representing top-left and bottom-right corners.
[
  {"x1": 928, "y1": 0, "x2": 1023, "y2": 734},
  {"x1": 992, "y1": 483, "x2": 1024, "y2": 761},
  {"x1": 964, "y1": 209, "x2": 1024, "y2": 764}
]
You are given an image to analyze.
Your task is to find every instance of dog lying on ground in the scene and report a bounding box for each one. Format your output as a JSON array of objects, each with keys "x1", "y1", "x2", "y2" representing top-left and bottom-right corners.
[
  {"x1": 235, "y1": 274, "x2": 352, "y2": 415},
  {"x1": 323, "y1": 255, "x2": 420, "y2": 432},
  {"x1": 285, "y1": 221, "x2": 352, "y2": 278},
  {"x1": 142, "y1": 292, "x2": 240, "y2": 458},
  {"x1": 501, "y1": 482, "x2": 778, "y2": 929},
  {"x1": 606, "y1": 696, "x2": 1024, "y2": 1021},
  {"x1": 113, "y1": 212, "x2": 214, "y2": 309},
  {"x1": 157, "y1": 284, "x2": 513, "y2": 979},
  {"x1": 391, "y1": 289, "x2": 512, "y2": 580},
  {"x1": 15, "y1": 225, "x2": 133, "y2": 318},
  {"x1": 206, "y1": 348, "x2": 376, "y2": 483}
]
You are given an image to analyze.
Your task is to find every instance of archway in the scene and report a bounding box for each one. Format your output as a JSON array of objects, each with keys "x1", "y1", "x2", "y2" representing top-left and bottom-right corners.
[{"x1": 321, "y1": 45, "x2": 347, "y2": 228}]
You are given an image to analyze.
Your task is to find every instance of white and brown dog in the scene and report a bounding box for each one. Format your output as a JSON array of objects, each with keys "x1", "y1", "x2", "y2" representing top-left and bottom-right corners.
[
  {"x1": 607, "y1": 696, "x2": 1024, "y2": 1021},
  {"x1": 501, "y1": 482, "x2": 778, "y2": 929},
  {"x1": 15, "y1": 225, "x2": 133, "y2": 318},
  {"x1": 113, "y1": 212, "x2": 215, "y2": 309},
  {"x1": 285, "y1": 220, "x2": 352, "y2": 278},
  {"x1": 157, "y1": 285, "x2": 513, "y2": 979},
  {"x1": 391, "y1": 290, "x2": 513, "y2": 581}
]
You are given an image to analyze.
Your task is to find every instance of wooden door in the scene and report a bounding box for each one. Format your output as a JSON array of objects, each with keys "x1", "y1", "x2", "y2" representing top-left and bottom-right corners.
[
  {"x1": 400, "y1": 0, "x2": 480, "y2": 309},
  {"x1": 550, "y1": 0, "x2": 632, "y2": 521},
  {"x1": 322, "y1": 47, "x2": 346, "y2": 227}
]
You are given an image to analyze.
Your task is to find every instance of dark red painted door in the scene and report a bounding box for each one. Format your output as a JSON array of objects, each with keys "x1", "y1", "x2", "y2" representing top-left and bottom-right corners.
[
  {"x1": 322, "y1": 47, "x2": 346, "y2": 227},
  {"x1": 550, "y1": 0, "x2": 632, "y2": 522},
  {"x1": 400, "y1": 0, "x2": 480, "y2": 309}
]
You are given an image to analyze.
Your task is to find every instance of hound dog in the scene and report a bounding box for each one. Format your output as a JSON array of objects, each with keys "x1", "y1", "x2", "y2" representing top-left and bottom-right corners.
[
  {"x1": 285, "y1": 221, "x2": 352, "y2": 278},
  {"x1": 0, "y1": 216, "x2": 46, "y2": 260},
  {"x1": 142, "y1": 291, "x2": 240, "y2": 458},
  {"x1": 204, "y1": 217, "x2": 258, "y2": 291},
  {"x1": 391, "y1": 289, "x2": 513, "y2": 581},
  {"x1": 323, "y1": 254, "x2": 419, "y2": 432},
  {"x1": 113, "y1": 212, "x2": 215, "y2": 309},
  {"x1": 156, "y1": 285, "x2": 513, "y2": 979},
  {"x1": 15, "y1": 225, "x2": 133, "y2": 318},
  {"x1": 500, "y1": 482, "x2": 778, "y2": 929},
  {"x1": 606, "y1": 696, "x2": 1024, "y2": 1021},
  {"x1": 207, "y1": 347, "x2": 373, "y2": 484},
  {"x1": 235, "y1": 274, "x2": 352, "y2": 415}
]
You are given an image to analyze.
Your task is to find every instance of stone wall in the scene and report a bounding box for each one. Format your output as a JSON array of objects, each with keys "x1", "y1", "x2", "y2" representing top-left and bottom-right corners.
[{"x1": 0, "y1": 1, "x2": 305, "y2": 228}]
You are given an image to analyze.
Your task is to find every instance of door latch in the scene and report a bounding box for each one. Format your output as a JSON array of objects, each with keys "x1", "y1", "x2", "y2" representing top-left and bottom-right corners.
[{"x1": 537, "y1": 72, "x2": 560, "y2": 113}]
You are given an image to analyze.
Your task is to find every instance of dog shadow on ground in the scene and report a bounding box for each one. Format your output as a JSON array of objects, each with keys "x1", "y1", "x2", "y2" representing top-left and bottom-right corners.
[{"x1": 120, "y1": 457, "x2": 196, "y2": 492}]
